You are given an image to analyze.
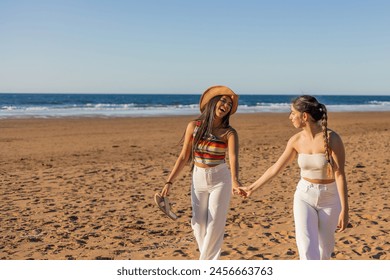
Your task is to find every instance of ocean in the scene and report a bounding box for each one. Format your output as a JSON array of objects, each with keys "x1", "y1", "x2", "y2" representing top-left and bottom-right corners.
[{"x1": 0, "y1": 93, "x2": 389, "y2": 118}]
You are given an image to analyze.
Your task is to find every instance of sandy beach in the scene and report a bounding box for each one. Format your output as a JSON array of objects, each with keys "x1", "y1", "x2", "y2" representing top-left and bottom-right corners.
[{"x1": 0, "y1": 112, "x2": 389, "y2": 260}]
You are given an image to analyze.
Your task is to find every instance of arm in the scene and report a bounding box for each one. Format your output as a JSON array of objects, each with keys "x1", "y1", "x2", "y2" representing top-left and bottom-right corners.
[
  {"x1": 227, "y1": 129, "x2": 244, "y2": 195},
  {"x1": 242, "y1": 137, "x2": 297, "y2": 197},
  {"x1": 160, "y1": 121, "x2": 195, "y2": 197},
  {"x1": 330, "y1": 132, "x2": 349, "y2": 232}
]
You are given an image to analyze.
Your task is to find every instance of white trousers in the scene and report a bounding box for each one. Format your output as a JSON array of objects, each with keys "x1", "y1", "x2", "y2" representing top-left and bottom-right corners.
[
  {"x1": 191, "y1": 163, "x2": 231, "y2": 260},
  {"x1": 293, "y1": 178, "x2": 341, "y2": 260}
]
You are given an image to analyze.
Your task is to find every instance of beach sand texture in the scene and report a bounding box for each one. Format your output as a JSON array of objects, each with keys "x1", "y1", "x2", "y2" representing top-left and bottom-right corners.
[{"x1": 0, "y1": 112, "x2": 389, "y2": 260}]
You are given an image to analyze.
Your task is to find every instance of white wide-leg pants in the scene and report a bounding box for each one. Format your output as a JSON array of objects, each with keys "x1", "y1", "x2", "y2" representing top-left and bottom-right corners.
[
  {"x1": 191, "y1": 163, "x2": 231, "y2": 260},
  {"x1": 293, "y1": 178, "x2": 341, "y2": 260}
]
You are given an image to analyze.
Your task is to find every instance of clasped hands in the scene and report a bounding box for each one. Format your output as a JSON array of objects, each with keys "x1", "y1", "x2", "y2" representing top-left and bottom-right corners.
[{"x1": 232, "y1": 182, "x2": 254, "y2": 198}]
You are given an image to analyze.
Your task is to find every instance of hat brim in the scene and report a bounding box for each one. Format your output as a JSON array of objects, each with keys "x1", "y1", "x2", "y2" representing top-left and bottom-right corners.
[{"x1": 199, "y1": 85, "x2": 239, "y2": 114}]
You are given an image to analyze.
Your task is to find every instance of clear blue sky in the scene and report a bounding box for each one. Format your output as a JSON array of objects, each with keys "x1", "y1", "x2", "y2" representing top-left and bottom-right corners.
[{"x1": 1, "y1": 0, "x2": 389, "y2": 94}]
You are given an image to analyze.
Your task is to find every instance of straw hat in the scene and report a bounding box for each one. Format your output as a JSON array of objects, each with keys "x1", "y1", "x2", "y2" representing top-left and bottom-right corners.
[{"x1": 199, "y1": 85, "x2": 239, "y2": 114}]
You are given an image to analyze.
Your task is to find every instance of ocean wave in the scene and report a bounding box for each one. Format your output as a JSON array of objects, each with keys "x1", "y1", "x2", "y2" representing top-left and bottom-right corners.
[
  {"x1": 1, "y1": 94, "x2": 390, "y2": 118},
  {"x1": 368, "y1": 101, "x2": 390, "y2": 106},
  {"x1": 1, "y1": 103, "x2": 389, "y2": 118}
]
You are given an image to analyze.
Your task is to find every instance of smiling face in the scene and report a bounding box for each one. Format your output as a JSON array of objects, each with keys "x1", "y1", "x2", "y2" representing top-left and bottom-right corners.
[{"x1": 215, "y1": 95, "x2": 233, "y2": 118}]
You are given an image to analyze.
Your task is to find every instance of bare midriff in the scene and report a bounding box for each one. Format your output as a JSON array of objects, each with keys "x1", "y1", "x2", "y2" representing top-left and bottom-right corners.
[
  {"x1": 194, "y1": 161, "x2": 220, "y2": 168},
  {"x1": 303, "y1": 177, "x2": 335, "y2": 184}
]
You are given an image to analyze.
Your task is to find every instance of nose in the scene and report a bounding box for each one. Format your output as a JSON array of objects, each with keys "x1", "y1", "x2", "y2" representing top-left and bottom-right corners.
[{"x1": 221, "y1": 102, "x2": 232, "y2": 111}]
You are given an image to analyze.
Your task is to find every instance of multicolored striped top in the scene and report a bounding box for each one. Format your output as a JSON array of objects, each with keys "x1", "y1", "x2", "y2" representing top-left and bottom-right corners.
[{"x1": 193, "y1": 123, "x2": 228, "y2": 165}]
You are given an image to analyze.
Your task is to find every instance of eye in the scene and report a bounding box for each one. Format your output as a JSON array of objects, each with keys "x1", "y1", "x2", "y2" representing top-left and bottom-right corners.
[{"x1": 220, "y1": 98, "x2": 232, "y2": 108}]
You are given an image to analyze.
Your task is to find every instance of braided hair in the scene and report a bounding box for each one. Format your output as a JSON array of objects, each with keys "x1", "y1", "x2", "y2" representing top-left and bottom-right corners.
[{"x1": 292, "y1": 95, "x2": 333, "y2": 177}]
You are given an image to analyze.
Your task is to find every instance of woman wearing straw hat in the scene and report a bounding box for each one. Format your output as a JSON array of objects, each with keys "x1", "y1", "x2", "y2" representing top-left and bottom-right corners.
[{"x1": 157, "y1": 85, "x2": 245, "y2": 260}]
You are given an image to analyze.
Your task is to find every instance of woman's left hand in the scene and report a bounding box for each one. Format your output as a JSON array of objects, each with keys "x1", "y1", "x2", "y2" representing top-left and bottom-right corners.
[
  {"x1": 232, "y1": 180, "x2": 246, "y2": 197},
  {"x1": 337, "y1": 209, "x2": 349, "y2": 232}
]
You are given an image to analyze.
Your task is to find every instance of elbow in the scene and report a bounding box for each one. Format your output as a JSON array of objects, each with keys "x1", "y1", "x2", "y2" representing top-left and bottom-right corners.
[
  {"x1": 334, "y1": 169, "x2": 346, "y2": 180},
  {"x1": 267, "y1": 165, "x2": 279, "y2": 178},
  {"x1": 229, "y1": 155, "x2": 238, "y2": 164},
  {"x1": 179, "y1": 153, "x2": 190, "y2": 164}
]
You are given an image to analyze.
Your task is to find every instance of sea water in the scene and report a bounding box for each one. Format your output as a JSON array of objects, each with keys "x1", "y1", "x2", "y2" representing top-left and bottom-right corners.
[{"x1": 0, "y1": 93, "x2": 389, "y2": 118}]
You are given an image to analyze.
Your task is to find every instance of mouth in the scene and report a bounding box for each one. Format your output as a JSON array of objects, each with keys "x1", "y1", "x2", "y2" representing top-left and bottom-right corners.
[{"x1": 219, "y1": 107, "x2": 227, "y2": 113}]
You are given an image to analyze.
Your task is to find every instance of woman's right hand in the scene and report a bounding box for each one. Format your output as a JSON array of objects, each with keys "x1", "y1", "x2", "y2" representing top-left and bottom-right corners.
[{"x1": 160, "y1": 182, "x2": 172, "y2": 197}]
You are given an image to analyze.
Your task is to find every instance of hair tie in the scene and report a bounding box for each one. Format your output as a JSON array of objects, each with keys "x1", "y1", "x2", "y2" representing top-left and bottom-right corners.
[{"x1": 317, "y1": 103, "x2": 325, "y2": 112}]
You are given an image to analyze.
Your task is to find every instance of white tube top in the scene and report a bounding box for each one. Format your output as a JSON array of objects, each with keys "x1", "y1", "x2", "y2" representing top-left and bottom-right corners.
[{"x1": 297, "y1": 153, "x2": 330, "y2": 180}]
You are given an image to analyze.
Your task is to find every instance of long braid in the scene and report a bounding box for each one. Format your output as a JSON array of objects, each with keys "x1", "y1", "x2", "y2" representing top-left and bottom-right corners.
[{"x1": 320, "y1": 104, "x2": 333, "y2": 177}]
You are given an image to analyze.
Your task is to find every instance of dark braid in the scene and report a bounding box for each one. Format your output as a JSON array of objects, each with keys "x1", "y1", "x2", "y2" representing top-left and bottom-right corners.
[
  {"x1": 292, "y1": 95, "x2": 333, "y2": 176},
  {"x1": 319, "y1": 104, "x2": 334, "y2": 176}
]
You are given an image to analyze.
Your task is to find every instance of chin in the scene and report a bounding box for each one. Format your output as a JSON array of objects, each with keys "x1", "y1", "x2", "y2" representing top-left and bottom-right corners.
[
  {"x1": 292, "y1": 123, "x2": 300, "y2": 129},
  {"x1": 216, "y1": 111, "x2": 227, "y2": 118}
]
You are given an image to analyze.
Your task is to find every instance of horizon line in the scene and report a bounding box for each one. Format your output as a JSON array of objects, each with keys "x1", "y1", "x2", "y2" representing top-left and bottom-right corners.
[{"x1": 1, "y1": 92, "x2": 390, "y2": 96}]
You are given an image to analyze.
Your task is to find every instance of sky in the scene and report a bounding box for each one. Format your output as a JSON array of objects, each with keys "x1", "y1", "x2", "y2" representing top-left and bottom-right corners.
[{"x1": 0, "y1": 0, "x2": 389, "y2": 94}]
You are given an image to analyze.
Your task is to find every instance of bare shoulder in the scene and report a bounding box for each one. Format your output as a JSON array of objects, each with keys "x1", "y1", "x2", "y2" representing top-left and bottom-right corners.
[
  {"x1": 227, "y1": 125, "x2": 237, "y2": 134},
  {"x1": 187, "y1": 120, "x2": 198, "y2": 129},
  {"x1": 184, "y1": 120, "x2": 198, "y2": 136},
  {"x1": 224, "y1": 126, "x2": 237, "y2": 142},
  {"x1": 288, "y1": 131, "x2": 303, "y2": 144},
  {"x1": 226, "y1": 125, "x2": 238, "y2": 136},
  {"x1": 287, "y1": 131, "x2": 307, "y2": 153},
  {"x1": 328, "y1": 129, "x2": 344, "y2": 147}
]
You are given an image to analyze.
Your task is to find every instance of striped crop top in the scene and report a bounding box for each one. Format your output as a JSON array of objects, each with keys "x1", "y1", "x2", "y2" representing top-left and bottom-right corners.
[
  {"x1": 194, "y1": 135, "x2": 227, "y2": 165},
  {"x1": 192, "y1": 122, "x2": 228, "y2": 166}
]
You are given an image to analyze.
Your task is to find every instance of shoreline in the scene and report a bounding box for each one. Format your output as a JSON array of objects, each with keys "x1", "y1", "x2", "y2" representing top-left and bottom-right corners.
[
  {"x1": 1, "y1": 110, "x2": 389, "y2": 119},
  {"x1": 1, "y1": 112, "x2": 389, "y2": 260},
  {"x1": 0, "y1": 105, "x2": 390, "y2": 121}
]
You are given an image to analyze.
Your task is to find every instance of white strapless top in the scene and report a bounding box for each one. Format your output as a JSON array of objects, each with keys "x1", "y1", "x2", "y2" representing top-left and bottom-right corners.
[{"x1": 297, "y1": 154, "x2": 330, "y2": 180}]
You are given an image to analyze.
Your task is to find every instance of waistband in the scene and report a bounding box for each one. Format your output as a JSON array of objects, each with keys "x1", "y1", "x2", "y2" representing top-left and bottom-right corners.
[{"x1": 193, "y1": 163, "x2": 228, "y2": 173}]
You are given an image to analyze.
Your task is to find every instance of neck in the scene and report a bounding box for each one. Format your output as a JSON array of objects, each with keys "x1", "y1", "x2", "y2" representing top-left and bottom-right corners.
[
  {"x1": 303, "y1": 122, "x2": 322, "y2": 139},
  {"x1": 212, "y1": 118, "x2": 223, "y2": 128}
]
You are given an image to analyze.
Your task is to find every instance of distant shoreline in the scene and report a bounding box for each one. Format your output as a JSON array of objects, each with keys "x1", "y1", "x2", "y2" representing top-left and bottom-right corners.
[{"x1": 1, "y1": 110, "x2": 390, "y2": 120}]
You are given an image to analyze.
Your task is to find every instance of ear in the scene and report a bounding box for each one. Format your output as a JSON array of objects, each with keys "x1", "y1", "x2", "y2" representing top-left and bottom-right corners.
[{"x1": 302, "y1": 112, "x2": 309, "y2": 122}]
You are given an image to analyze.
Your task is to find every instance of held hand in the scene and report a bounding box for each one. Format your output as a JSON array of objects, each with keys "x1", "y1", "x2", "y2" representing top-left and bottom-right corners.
[
  {"x1": 233, "y1": 187, "x2": 247, "y2": 197},
  {"x1": 232, "y1": 180, "x2": 246, "y2": 197},
  {"x1": 239, "y1": 186, "x2": 253, "y2": 198},
  {"x1": 160, "y1": 182, "x2": 172, "y2": 197},
  {"x1": 337, "y1": 210, "x2": 349, "y2": 232}
]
